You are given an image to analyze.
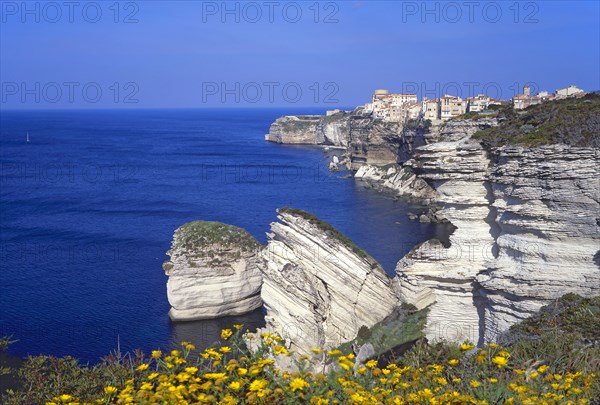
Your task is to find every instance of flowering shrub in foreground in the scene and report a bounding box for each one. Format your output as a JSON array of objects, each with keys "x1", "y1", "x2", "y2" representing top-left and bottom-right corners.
[{"x1": 40, "y1": 325, "x2": 597, "y2": 405}]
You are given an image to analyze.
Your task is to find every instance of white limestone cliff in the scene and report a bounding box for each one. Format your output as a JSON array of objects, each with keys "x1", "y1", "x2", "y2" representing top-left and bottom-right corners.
[
  {"x1": 256, "y1": 208, "x2": 398, "y2": 357},
  {"x1": 163, "y1": 221, "x2": 263, "y2": 321},
  {"x1": 393, "y1": 122, "x2": 600, "y2": 344},
  {"x1": 478, "y1": 145, "x2": 600, "y2": 341},
  {"x1": 393, "y1": 133, "x2": 494, "y2": 344},
  {"x1": 354, "y1": 163, "x2": 437, "y2": 202}
]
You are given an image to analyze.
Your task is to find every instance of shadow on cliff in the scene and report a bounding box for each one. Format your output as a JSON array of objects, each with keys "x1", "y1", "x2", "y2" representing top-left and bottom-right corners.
[{"x1": 594, "y1": 249, "x2": 600, "y2": 269}]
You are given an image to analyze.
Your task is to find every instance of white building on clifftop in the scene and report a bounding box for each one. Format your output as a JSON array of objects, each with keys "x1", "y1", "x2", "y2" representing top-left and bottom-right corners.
[
  {"x1": 364, "y1": 89, "x2": 418, "y2": 122},
  {"x1": 555, "y1": 85, "x2": 584, "y2": 97},
  {"x1": 440, "y1": 95, "x2": 466, "y2": 120}
]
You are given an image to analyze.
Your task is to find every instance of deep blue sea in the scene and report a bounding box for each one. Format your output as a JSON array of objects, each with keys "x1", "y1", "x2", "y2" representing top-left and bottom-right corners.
[{"x1": 0, "y1": 109, "x2": 445, "y2": 363}]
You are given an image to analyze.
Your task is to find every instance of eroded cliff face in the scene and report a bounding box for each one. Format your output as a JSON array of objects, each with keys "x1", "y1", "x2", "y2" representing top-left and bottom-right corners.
[
  {"x1": 265, "y1": 109, "x2": 431, "y2": 169},
  {"x1": 344, "y1": 116, "x2": 405, "y2": 169},
  {"x1": 264, "y1": 115, "x2": 324, "y2": 144},
  {"x1": 354, "y1": 164, "x2": 437, "y2": 202},
  {"x1": 392, "y1": 118, "x2": 600, "y2": 343},
  {"x1": 163, "y1": 221, "x2": 263, "y2": 321},
  {"x1": 478, "y1": 145, "x2": 600, "y2": 341},
  {"x1": 393, "y1": 127, "x2": 495, "y2": 344},
  {"x1": 256, "y1": 209, "x2": 398, "y2": 357}
]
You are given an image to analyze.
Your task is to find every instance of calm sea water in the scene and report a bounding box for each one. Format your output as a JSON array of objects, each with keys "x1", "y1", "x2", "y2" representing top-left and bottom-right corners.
[{"x1": 0, "y1": 109, "x2": 444, "y2": 363}]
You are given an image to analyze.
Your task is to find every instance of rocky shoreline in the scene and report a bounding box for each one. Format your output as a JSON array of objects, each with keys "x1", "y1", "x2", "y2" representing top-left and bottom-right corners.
[{"x1": 164, "y1": 95, "x2": 599, "y2": 367}]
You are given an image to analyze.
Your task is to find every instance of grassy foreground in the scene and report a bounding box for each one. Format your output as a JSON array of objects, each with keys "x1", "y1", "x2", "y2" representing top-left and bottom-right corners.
[{"x1": 1, "y1": 294, "x2": 598, "y2": 404}]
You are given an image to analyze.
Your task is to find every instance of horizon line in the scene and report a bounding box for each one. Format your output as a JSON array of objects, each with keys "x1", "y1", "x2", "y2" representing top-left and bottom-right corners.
[{"x1": 0, "y1": 106, "x2": 358, "y2": 112}]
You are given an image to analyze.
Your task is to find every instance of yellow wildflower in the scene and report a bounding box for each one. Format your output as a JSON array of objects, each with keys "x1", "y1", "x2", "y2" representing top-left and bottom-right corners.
[
  {"x1": 104, "y1": 386, "x2": 118, "y2": 394},
  {"x1": 204, "y1": 372, "x2": 227, "y2": 380},
  {"x1": 140, "y1": 382, "x2": 153, "y2": 391},
  {"x1": 460, "y1": 343, "x2": 475, "y2": 351},
  {"x1": 249, "y1": 379, "x2": 268, "y2": 392},
  {"x1": 273, "y1": 345, "x2": 288, "y2": 355},
  {"x1": 339, "y1": 359, "x2": 354, "y2": 371},
  {"x1": 311, "y1": 396, "x2": 329, "y2": 405},
  {"x1": 228, "y1": 381, "x2": 241, "y2": 390},
  {"x1": 220, "y1": 394, "x2": 238, "y2": 405},
  {"x1": 185, "y1": 366, "x2": 198, "y2": 374},
  {"x1": 55, "y1": 394, "x2": 73, "y2": 403},
  {"x1": 221, "y1": 329, "x2": 233, "y2": 340},
  {"x1": 151, "y1": 350, "x2": 162, "y2": 359},
  {"x1": 289, "y1": 377, "x2": 310, "y2": 391},
  {"x1": 434, "y1": 377, "x2": 448, "y2": 386},
  {"x1": 470, "y1": 380, "x2": 481, "y2": 388},
  {"x1": 448, "y1": 359, "x2": 459, "y2": 366},
  {"x1": 136, "y1": 363, "x2": 149, "y2": 371},
  {"x1": 492, "y1": 356, "x2": 508, "y2": 368},
  {"x1": 366, "y1": 359, "x2": 378, "y2": 368}
]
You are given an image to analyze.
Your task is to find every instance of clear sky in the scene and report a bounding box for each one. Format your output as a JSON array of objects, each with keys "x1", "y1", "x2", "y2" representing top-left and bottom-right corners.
[{"x1": 1, "y1": 0, "x2": 599, "y2": 109}]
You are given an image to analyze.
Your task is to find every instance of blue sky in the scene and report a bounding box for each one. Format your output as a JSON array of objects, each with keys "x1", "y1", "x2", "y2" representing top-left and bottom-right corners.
[{"x1": 1, "y1": 0, "x2": 599, "y2": 109}]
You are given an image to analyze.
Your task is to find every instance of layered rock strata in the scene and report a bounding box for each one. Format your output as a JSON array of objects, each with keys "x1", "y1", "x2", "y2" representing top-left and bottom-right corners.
[
  {"x1": 256, "y1": 208, "x2": 398, "y2": 357},
  {"x1": 354, "y1": 164, "x2": 436, "y2": 202},
  {"x1": 163, "y1": 221, "x2": 263, "y2": 321},
  {"x1": 393, "y1": 133, "x2": 495, "y2": 344},
  {"x1": 478, "y1": 145, "x2": 600, "y2": 341},
  {"x1": 264, "y1": 115, "x2": 325, "y2": 145},
  {"x1": 393, "y1": 122, "x2": 600, "y2": 343},
  {"x1": 265, "y1": 109, "x2": 429, "y2": 169},
  {"x1": 260, "y1": 98, "x2": 600, "y2": 345}
]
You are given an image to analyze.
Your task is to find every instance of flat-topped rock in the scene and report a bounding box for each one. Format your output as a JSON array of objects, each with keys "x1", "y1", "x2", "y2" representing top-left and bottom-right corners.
[{"x1": 163, "y1": 221, "x2": 263, "y2": 321}]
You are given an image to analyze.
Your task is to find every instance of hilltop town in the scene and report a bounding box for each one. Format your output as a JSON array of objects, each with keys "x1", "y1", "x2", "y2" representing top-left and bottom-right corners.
[{"x1": 337, "y1": 84, "x2": 588, "y2": 124}]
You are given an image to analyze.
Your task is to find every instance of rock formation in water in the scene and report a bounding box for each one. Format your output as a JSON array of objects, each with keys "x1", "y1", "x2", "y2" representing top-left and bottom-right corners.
[
  {"x1": 354, "y1": 164, "x2": 437, "y2": 202},
  {"x1": 255, "y1": 208, "x2": 398, "y2": 357},
  {"x1": 163, "y1": 221, "x2": 263, "y2": 321},
  {"x1": 264, "y1": 115, "x2": 324, "y2": 145},
  {"x1": 263, "y1": 94, "x2": 600, "y2": 344}
]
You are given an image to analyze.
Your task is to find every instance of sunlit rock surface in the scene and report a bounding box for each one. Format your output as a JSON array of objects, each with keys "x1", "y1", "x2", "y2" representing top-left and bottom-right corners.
[
  {"x1": 164, "y1": 221, "x2": 263, "y2": 321},
  {"x1": 256, "y1": 208, "x2": 398, "y2": 357}
]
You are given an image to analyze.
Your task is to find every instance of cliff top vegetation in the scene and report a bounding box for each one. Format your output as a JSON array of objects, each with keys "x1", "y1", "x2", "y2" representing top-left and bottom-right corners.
[
  {"x1": 473, "y1": 93, "x2": 600, "y2": 147},
  {"x1": 278, "y1": 207, "x2": 373, "y2": 262},
  {"x1": 173, "y1": 221, "x2": 260, "y2": 253},
  {"x1": 505, "y1": 293, "x2": 600, "y2": 342}
]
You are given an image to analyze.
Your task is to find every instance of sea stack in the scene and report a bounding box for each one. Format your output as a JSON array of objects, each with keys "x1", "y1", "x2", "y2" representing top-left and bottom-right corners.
[
  {"x1": 255, "y1": 208, "x2": 398, "y2": 357},
  {"x1": 163, "y1": 221, "x2": 263, "y2": 321}
]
